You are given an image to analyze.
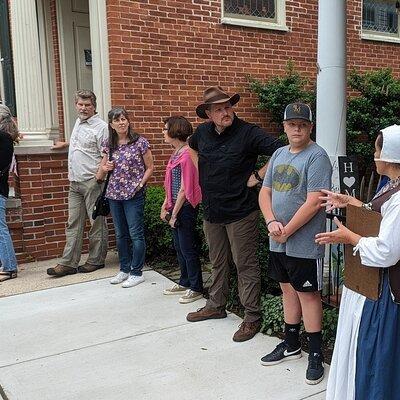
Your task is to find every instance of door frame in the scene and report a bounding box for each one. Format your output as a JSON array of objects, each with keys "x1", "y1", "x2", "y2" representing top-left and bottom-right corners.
[{"x1": 56, "y1": 0, "x2": 110, "y2": 138}]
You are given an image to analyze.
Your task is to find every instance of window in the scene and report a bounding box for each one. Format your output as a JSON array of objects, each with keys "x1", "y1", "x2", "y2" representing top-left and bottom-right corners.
[
  {"x1": 222, "y1": 0, "x2": 287, "y2": 31},
  {"x1": 362, "y1": 0, "x2": 400, "y2": 43}
]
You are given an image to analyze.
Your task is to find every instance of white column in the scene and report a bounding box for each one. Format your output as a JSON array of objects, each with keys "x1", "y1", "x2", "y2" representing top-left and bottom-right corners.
[
  {"x1": 89, "y1": 0, "x2": 111, "y2": 121},
  {"x1": 316, "y1": 0, "x2": 347, "y2": 191},
  {"x1": 9, "y1": 0, "x2": 53, "y2": 145}
]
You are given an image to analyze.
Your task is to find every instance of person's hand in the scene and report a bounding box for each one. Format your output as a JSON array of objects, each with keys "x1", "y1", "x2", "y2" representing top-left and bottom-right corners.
[
  {"x1": 168, "y1": 215, "x2": 178, "y2": 229},
  {"x1": 319, "y1": 189, "x2": 351, "y2": 211},
  {"x1": 269, "y1": 233, "x2": 288, "y2": 244},
  {"x1": 51, "y1": 141, "x2": 69, "y2": 150},
  {"x1": 247, "y1": 173, "x2": 260, "y2": 188},
  {"x1": 315, "y1": 217, "x2": 360, "y2": 245},
  {"x1": 267, "y1": 220, "x2": 286, "y2": 236},
  {"x1": 102, "y1": 160, "x2": 115, "y2": 172},
  {"x1": 160, "y1": 207, "x2": 168, "y2": 222}
]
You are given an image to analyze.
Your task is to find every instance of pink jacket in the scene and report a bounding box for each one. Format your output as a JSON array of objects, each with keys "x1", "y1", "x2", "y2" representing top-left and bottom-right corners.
[{"x1": 164, "y1": 148, "x2": 202, "y2": 210}]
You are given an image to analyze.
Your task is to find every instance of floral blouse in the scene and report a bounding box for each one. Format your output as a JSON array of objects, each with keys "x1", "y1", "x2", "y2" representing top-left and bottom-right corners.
[{"x1": 102, "y1": 136, "x2": 149, "y2": 200}]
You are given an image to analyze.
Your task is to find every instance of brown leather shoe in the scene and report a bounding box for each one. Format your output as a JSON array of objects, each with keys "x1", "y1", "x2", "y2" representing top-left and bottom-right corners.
[
  {"x1": 47, "y1": 264, "x2": 77, "y2": 277},
  {"x1": 77, "y1": 263, "x2": 105, "y2": 273},
  {"x1": 232, "y1": 320, "x2": 261, "y2": 342},
  {"x1": 186, "y1": 306, "x2": 227, "y2": 322}
]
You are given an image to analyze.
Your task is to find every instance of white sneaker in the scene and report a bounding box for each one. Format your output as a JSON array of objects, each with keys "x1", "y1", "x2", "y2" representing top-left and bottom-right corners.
[
  {"x1": 163, "y1": 284, "x2": 187, "y2": 295},
  {"x1": 122, "y1": 274, "x2": 145, "y2": 288},
  {"x1": 110, "y1": 271, "x2": 129, "y2": 285},
  {"x1": 179, "y1": 289, "x2": 203, "y2": 304}
]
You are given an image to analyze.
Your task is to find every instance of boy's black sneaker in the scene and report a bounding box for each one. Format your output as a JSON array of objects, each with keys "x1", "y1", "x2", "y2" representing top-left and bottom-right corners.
[
  {"x1": 260, "y1": 341, "x2": 302, "y2": 366},
  {"x1": 305, "y1": 352, "x2": 324, "y2": 385}
]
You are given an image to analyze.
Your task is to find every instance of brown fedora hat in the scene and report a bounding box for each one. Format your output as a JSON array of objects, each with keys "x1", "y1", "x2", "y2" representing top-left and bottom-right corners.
[{"x1": 196, "y1": 86, "x2": 240, "y2": 119}]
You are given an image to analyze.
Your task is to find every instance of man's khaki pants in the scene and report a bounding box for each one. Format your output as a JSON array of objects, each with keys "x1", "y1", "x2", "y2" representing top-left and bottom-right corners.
[
  {"x1": 204, "y1": 210, "x2": 261, "y2": 323},
  {"x1": 59, "y1": 178, "x2": 108, "y2": 268}
]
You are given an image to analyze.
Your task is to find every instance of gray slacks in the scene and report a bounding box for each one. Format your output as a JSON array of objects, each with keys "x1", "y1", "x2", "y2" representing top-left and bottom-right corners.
[
  {"x1": 204, "y1": 210, "x2": 261, "y2": 322},
  {"x1": 59, "y1": 178, "x2": 108, "y2": 268}
]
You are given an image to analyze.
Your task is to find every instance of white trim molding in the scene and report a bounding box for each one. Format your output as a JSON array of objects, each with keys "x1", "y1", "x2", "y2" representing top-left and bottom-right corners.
[
  {"x1": 361, "y1": 32, "x2": 400, "y2": 44},
  {"x1": 9, "y1": 0, "x2": 53, "y2": 145},
  {"x1": 89, "y1": 0, "x2": 111, "y2": 121},
  {"x1": 221, "y1": 0, "x2": 288, "y2": 31},
  {"x1": 361, "y1": 0, "x2": 400, "y2": 45}
]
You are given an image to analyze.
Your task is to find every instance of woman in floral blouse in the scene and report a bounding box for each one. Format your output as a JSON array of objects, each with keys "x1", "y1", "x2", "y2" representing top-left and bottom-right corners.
[{"x1": 97, "y1": 107, "x2": 154, "y2": 288}]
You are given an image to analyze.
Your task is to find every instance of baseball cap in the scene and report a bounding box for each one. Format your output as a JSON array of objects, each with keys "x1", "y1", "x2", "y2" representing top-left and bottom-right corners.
[{"x1": 283, "y1": 102, "x2": 313, "y2": 122}]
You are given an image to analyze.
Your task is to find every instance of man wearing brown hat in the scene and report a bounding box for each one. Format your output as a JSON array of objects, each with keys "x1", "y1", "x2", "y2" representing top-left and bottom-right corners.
[{"x1": 186, "y1": 86, "x2": 282, "y2": 342}]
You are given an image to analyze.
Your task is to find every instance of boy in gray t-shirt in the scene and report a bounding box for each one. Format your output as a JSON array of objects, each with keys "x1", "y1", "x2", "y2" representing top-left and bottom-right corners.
[{"x1": 259, "y1": 103, "x2": 332, "y2": 385}]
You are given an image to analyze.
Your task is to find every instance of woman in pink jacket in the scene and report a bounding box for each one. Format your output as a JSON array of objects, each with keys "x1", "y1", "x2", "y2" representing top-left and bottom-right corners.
[{"x1": 161, "y1": 116, "x2": 203, "y2": 304}]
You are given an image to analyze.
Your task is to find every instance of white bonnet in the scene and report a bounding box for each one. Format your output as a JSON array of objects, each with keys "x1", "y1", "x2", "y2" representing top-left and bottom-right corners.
[{"x1": 377, "y1": 125, "x2": 400, "y2": 164}]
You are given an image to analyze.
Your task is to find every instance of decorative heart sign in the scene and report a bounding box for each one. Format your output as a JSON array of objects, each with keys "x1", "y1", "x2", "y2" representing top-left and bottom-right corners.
[{"x1": 343, "y1": 176, "x2": 356, "y2": 187}]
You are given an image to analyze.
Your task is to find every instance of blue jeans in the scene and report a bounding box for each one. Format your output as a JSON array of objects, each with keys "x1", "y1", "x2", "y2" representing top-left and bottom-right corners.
[
  {"x1": 0, "y1": 195, "x2": 18, "y2": 272},
  {"x1": 172, "y1": 204, "x2": 203, "y2": 293},
  {"x1": 109, "y1": 191, "x2": 146, "y2": 276}
]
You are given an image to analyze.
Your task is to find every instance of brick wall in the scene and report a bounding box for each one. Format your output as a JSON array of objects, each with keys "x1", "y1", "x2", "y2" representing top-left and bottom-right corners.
[
  {"x1": 106, "y1": 0, "x2": 400, "y2": 183},
  {"x1": 7, "y1": 149, "x2": 115, "y2": 262},
  {"x1": 8, "y1": 0, "x2": 400, "y2": 262},
  {"x1": 50, "y1": 0, "x2": 65, "y2": 137}
]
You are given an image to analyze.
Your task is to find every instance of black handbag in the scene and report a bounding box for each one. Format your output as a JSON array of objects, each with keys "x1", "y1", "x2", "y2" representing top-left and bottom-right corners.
[{"x1": 92, "y1": 150, "x2": 113, "y2": 220}]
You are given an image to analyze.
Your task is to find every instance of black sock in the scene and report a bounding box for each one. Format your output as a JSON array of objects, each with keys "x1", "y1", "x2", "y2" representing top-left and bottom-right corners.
[
  {"x1": 308, "y1": 331, "x2": 322, "y2": 354},
  {"x1": 284, "y1": 322, "x2": 301, "y2": 349}
]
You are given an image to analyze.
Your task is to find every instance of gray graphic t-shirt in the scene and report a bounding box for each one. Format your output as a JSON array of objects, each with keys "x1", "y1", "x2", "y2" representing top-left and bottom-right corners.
[{"x1": 263, "y1": 142, "x2": 332, "y2": 259}]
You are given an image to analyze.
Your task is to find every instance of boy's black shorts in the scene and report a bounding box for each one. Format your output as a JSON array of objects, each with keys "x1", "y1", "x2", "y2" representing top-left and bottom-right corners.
[{"x1": 268, "y1": 251, "x2": 323, "y2": 292}]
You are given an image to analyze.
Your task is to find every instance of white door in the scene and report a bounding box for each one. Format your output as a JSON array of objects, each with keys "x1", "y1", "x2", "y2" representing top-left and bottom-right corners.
[{"x1": 58, "y1": 0, "x2": 92, "y2": 137}]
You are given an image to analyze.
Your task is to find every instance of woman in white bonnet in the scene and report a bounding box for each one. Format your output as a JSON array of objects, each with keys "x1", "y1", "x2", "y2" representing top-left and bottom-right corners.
[
  {"x1": 315, "y1": 125, "x2": 400, "y2": 400},
  {"x1": 0, "y1": 104, "x2": 19, "y2": 281}
]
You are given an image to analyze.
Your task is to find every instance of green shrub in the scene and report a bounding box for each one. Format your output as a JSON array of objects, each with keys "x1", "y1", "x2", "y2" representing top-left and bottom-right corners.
[
  {"x1": 322, "y1": 306, "x2": 339, "y2": 348},
  {"x1": 260, "y1": 294, "x2": 285, "y2": 336},
  {"x1": 249, "y1": 63, "x2": 400, "y2": 176},
  {"x1": 144, "y1": 186, "x2": 174, "y2": 259},
  {"x1": 347, "y1": 68, "x2": 400, "y2": 174},
  {"x1": 248, "y1": 60, "x2": 316, "y2": 144},
  {"x1": 260, "y1": 294, "x2": 339, "y2": 348},
  {"x1": 144, "y1": 185, "x2": 208, "y2": 262}
]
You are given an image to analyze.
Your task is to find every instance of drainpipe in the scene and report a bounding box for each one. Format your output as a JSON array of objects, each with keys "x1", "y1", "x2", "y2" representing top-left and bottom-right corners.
[{"x1": 316, "y1": 0, "x2": 347, "y2": 190}]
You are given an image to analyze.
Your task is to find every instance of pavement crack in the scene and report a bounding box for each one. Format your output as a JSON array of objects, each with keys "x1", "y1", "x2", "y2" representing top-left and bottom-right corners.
[
  {"x1": 300, "y1": 389, "x2": 326, "y2": 399},
  {"x1": 0, "y1": 322, "x2": 188, "y2": 370}
]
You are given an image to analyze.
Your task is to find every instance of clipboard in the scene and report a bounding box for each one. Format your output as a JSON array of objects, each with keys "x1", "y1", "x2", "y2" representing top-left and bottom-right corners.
[{"x1": 344, "y1": 205, "x2": 382, "y2": 300}]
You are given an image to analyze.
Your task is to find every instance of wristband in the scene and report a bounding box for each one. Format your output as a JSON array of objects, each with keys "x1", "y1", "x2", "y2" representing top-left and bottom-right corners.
[
  {"x1": 266, "y1": 219, "x2": 278, "y2": 228},
  {"x1": 253, "y1": 170, "x2": 263, "y2": 183}
]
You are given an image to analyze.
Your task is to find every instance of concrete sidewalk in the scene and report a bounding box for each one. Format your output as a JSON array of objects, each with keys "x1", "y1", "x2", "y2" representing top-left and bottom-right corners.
[{"x1": 0, "y1": 270, "x2": 327, "y2": 400}]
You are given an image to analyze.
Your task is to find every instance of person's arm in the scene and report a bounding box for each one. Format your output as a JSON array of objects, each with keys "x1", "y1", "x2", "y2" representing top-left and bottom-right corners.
[
  {"x1": 168, "y1": 177, "x2": 187, "y2": 228},
  {"x1": 140, "y1": 149, "x2": 154, "y2": 186},
  {"x1": 259, "y1": 186, "x2": 286, "y2": 236},
  {"x1": 315, "y1": 217, "x2": 361, "y2": 246},
  {"x1": 277, "y1": 152, "x2": 332, "y2": 242},
  {"x1": 189, "y1": 148, "x2": 199, "y2": 170},
  {"x1": 319, "y1": 189, "x2": 363, "y2": 211},
  {"x1": 247, "y1": 162, "x2": 269, "y2": 187},
  {"x1": 246, "y1": 127, "x2": 282, "y2": 187},
  {"x1": 284, "y1": 191, "x2": 324, "y2": 238},
  {"x1": 188, "y1": 130, "x2": 199, "y2": 170},
  {"x1": 95, "y1": 154, "x2": 113, "y2": 181},
  {"x1": 258, "y1": 155, "x2": 285, "y2": 236},
  {"x1": 160, "y1": 196, "x2": 168, "y2": 221},
  {"x1": 52, "y1": 141, "x2": 69, "y2": 150},
  {"x1": 316, "y1": 197, "x2": 400, "y2": 268},
  {"x1": 247, "y1": 126, "x2": 283, "y2": 156}
]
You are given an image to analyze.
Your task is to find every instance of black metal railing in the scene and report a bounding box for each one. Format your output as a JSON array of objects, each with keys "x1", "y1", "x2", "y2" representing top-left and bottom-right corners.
[{"x1": 321, "y1": 212, "x2": 346, "y2": 308}]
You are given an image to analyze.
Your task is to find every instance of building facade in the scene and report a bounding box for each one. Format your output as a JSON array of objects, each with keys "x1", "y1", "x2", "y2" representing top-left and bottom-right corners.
[{"x1": 1, "y1": 0, "x2": 400, "y2": 262}]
